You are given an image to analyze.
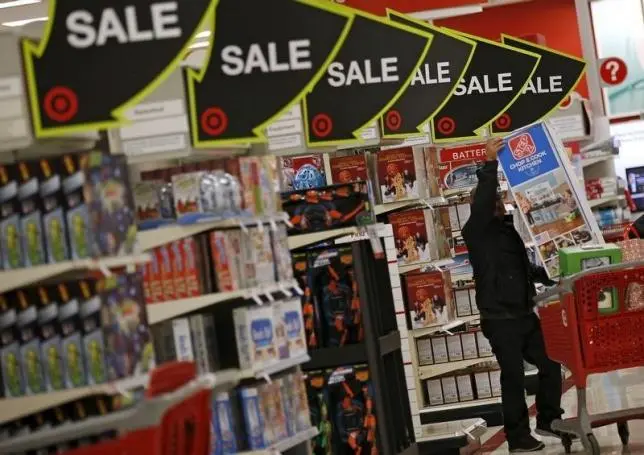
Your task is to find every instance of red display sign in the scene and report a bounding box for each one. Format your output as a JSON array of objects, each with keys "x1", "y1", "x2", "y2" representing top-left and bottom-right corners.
[
  {"x1": 330, "y1": 0, "x2": 480, "y2": 15},
  {"x1": 599, "y1": 57, "x2": 628, "y2": 86},
  {"x1": 437, "y1": 143, "x2": 487, "y2": 190}
]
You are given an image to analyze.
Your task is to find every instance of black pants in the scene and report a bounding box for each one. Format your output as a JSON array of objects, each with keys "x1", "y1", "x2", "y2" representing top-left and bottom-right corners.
[{"x1": 481, "y1": 313, "x2": 563, "y2": 442}]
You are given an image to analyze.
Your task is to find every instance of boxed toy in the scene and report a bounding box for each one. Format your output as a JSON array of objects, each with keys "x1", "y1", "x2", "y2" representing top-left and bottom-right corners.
[
  {"x1": 242, "y1": 227, "x2": 276, "y2": 289},
  {"x1": 456, "y1": 374, "x2": 474, "y2": 402},
  {"x1": 402, "y1": 269, "x2": 455, "y2": 329},
  {"x1": 15, "y1": 289, "x2": 46, "y2": 394},
  {"x1": 474, "y1": 371, "x2": 492, "y2": 399},
  {"x1": 157, "y1": 245, "x2": 176, "y2": 301},
  {"x1": 233, "y1": 305, "x2": 278, "y2": 371},
  {"x1": 272, "y1": 302, "x2": 289, "y2": 360},
  {"x1": 172, "y1": 171, "x2": 206, "y2": 217},
  {"x1": 282, "y1": 182, "x2": 374, "y2": 235},
  {"x1": 261, "y1": 381, "x2": 288, "y2": 443},
  {"x1": 133, "y1": 181, "x2": 164, "y2": 227},
  {"x1": 0, "y1": 164, "x2": 23, "y2": 269},
  {"x1": 426, "y1": 378, "x2": 443, "y2": 406},
  {"x1": 0, "y1": 295, "x2": 23, "y2": 397},
  {"x1": 279, "y1": 155, "x2": 326, "y2": 191},
  {"x1": 329, "y1": 155, "x2": 369, "y2": 184},
  {"x1": 78, "y1": 279, "x2": 107, "y2": 385},
  {"x1": 211, "y1": 391, "x2": 240, "y2": 454},
  {"x1": 280, "y1": 298, "x2": 307, "y2": 358},
  {"x1": 376, "y1": 146, "x2": 426, "y2": 203},
  {"x1": 17, "y1": 161, "x2": 46, "y2": 266},
  {"x1": 292, "y1": 252, "x2": 319, "y2": 350},
  {"x1": 55, "y1": 282, "x2": 87, "y2": 388},
  {"x1": 182, "y1": 236, "x2": 207, "y2": 298},
  {"x1": 169, "y1": 241, "x2": 187, "y2": 299},
  {"x1": 38, "y1": 158, "x2": 70, "y2": 263},
  {"x1": 35, "y1": 286, "x2": 65, "y2": 391},
  {"x1": 190, "y1": 313, "x2": 219, "y2": 374},
  {"x1": 431, "y1": 336, "x2": 448, "y2": 364},
  {"x1": 271, "y1": 225, "x2": 294, "y2": 283},
  {"x1": 441, "y1": 376, "x2": 458, "y2": 404},
  {"x1": 476, "y1": 330, "x2": 493, "y2": 358},
  {"x1": 422, "y1": 146, "x2": 443, "y2": 200},
  {"x1": 490, "y1": 370, "x2": 502, "y2": 397},
  {"x1": 389, "y1": 209, "x2": 439, "y2": 266},
  {"x1": 291, "y1": 370, "x2": 312, "y2": 432},
  {"x1": 240, "y1": 385, "x2": 270, "y2": 449},
  {"x1": 446, "y1": 334, "x2": 463, "y2": 362},
  {"x1": 172, "y1": 318, "x2": 194, "y2": 362},
  {"x1": 416, "y1": 336, "x2": 434, "y2": 365},
  {"x1": 209, "y1": 231, "x2": 241, "y2": 292}
]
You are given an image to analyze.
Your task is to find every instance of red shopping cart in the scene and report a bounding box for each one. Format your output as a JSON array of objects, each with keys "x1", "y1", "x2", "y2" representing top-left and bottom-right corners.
[
  {"x1": 534, "y1": 261, "x2": 644, "y2": 454},
  {"x1": 0, "y1": 362, "x2": 240, "y2": 455}
]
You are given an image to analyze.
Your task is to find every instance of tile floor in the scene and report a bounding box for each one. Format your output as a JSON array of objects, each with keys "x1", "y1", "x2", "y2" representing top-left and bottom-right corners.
[{"x1": 479, "y1": 367, "x2": 644, "y2": 454}]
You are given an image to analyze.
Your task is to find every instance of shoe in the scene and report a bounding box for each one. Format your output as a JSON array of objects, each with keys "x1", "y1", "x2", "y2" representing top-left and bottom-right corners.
[
  {"x1": 536, "y1": 424, "x2": 577, "y2": 440},
  {"x1": 508, "y1": 435, "x2": 546, "y2": 453}
]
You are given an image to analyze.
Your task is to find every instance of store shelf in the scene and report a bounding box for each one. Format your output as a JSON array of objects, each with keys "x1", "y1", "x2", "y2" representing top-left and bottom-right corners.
[
  {"x1": 239, "y1": 426, "x2": 319, "y2": 454},
  {"x1": 374, "y1": 200, "x2": 424, "y2": 216},
  {"x1": 398, "y1": 258, "x2": 455, "y2": 275},
  {"x1": 241, "y1": 353, "x2": 311, "y2": 380},
  {"x1": 580, "y1": 136, "x2": 619, "y2": 154},
  {"x1": 588, "y1": 194, "x2": 625, "y2": 208},
  {"x1": 147, "y1": 280, "x2": 299, "y2": 324},
  {"x1": 581, "y1": 154, "x2": 614, "y2": 168},
  {"x1": 418, "y1": 357, "x2": 496, "y2": 380},
  {"x1": 419, "y1": 397, "x2": 503, "y2": 426},
  {"x1": 417, "y1": 418, "x2": 487, "y2": 448},
  {"x1": 304, "y1": 344, "x2": 368, "y2": 370},
  {"x1": 411, "y1": 315, "x2": 481, "y2": 338},
  {"x1": 0, "y1": 374, "x2": 149, "y2": 425},
  {"x1": 0, "y1": 254, "x2": 151, "y2": 294},
  {"x1": 138, "y1": 214, "x2": 288, "y2": 251},
  {"x1": 288, "y1": 227, "x2": 362, "y2": 250},
  {"x1": 380, "y1": 331, "x2": 402, "y2": 355}
]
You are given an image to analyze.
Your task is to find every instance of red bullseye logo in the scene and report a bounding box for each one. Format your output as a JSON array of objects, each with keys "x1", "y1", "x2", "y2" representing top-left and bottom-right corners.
[
  {"x1": 436, "y1": 116, "x2": 456, "y2": 135},
  {"x1": 494, "y1": 113, "x2": 512, "y2": 130},
  {"x1": 385, "y1": 110, "x2": 402, "y2": 131},
  {"x1": 311, "y1": 113, "x2": 333, "y2": 138},
  {"x1": 200, "y1": 107, "x2": 228, "y2": 137},
  {"x1": 43, "y1": 86, "x2": 78, "y2": 123}
]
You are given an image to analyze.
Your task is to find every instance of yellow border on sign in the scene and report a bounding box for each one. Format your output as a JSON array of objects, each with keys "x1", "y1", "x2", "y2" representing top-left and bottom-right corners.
[
  {"x1": 379, "y1": 9, "x2": 476, "y2": 140},
  {"x1": 302, "y1": 6, "x2": 433, "y2": 148},
  {"x1": 185, "y1": 0, "x2": 354, "y2": 148},
  {"x1": 430, "y1": 29, "x2": 541, "y2": 144},
  {"x1": 489, "y1": 34, "x2": 587, "y2": 138},
  {"x1": 22, "y1": 0, "x2": 216, "y2": 139}
]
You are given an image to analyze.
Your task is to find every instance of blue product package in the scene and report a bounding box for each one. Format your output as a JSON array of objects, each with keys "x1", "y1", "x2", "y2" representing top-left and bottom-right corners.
[
  {"x1": 211, "y1": 392, "x2": 238, "y2": 454},
  {"x1": 240, "y1": 386, "x2": 268, "y2": 449}
]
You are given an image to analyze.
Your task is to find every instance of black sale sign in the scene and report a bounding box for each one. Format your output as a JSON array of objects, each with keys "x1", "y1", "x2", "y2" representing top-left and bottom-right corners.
[
  {"x1": 22, "y1": 0, "x2": 212, "y2": 137},
  {"x1": 185, "y1": 0, "x2": 352, "y2": 148},
  {"x1": 431, "y1": 31, "x2": 540, "y2": 143},
  {"x1": 491, "y1": 35, "x2": 586, "y2": 134},
  {"x1": 304, "y1": 12, "x2": 431, "y2": 146},
  {"x1": 381, "y1": 11, "x2": 475, "y2": 139}
]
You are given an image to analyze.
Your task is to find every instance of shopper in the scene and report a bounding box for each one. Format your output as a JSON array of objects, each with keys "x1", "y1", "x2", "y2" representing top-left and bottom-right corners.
[{"x1": 462, "y1": 138, "x2": 563, "y2": 453}]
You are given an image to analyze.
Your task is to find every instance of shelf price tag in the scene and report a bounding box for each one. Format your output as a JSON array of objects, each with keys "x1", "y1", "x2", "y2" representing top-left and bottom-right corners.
[
  {"x1": 185, "y1": 0, "x2": 352, "y2": 148},
  {"x1": 303, "y1": 12, "x2": 431, "y2": 146},
  {"x1": 22, "y1": 0, "x2": 213, "y2": 137},
  {"x1": 430, "y1": 32, "x2": 540, "y2": 143},
  {"x1": 380, "y1": 12, "x2": 475, "y2": 140},
  {"x1": 491, "y1": 36, "x2": 586, "y2": 135}
]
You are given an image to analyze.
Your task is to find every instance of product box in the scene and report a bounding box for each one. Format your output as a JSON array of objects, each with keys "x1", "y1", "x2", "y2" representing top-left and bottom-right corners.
[
  {"x1": 0, "y1": 296, "x2": 23, "y2": 397},
  {"x1": 55, "y1": 282, "x2": 87, "y2": 388},
  {"x1": 233, "y1": 305, "x2": 278, "y2": 371},
  {"x1": 476, "y1": 331, "x2": 494, "y2": 358},
  {"x1": 35, "y1": 286, "x2": 64, "y2": 391},
  {"x1": 292, "y1": 370, "x2": 312, "y2": 431},
  {"x1": 431, "y1": 336, "x2": 448, "y2": 364},
  {"x1": 490, "y1": 370, "x2": 502, "y2": 397},
  {"x1": 273, "y1": 302, "x2": 289, "y2": 360},
  {"x1": 240, "y1": 385, "x2": 270, "y2": 449},
  {"x1": 15, "y1": 289, "x2": 46, "y2": 394},
  {"x1": 426, "y1": 378, "x2": 444, "y2": 406},
  {"x1": 182, "y1": 236, "x2": 206, "y2": 297},
  {"x1": 376, "y1": 147, "x2": 426, "y2": 203},
  {"x1": 271, "y1": 225, "x2": 294, "y2": 283},
  {"x1": 169, "y1": 241, "x2": 187, "y2": 299},
  {"x1": 470, "y1": 289, "x2": 479, "y2": 315},
  {"x1": 460, "y1": 332, "x2": 478, "y2": 360},
  {"x1": 172, "y1": 318, "x2": 194, "y2": 362},
  {"x1": 261, "y1": 381, "x2": 288, "y2": 444},
  {"x1": 403, "y1": 269, "x2": 455, "y2": 329},
  {"x1": 156, "y1": 245, "x2": 176, "y2": 301},
  {"x1": 279, "y1": 155, "x2": 326, "y2": 192},
  {"x1": 454, "y1": 288, "x2": 472, "y2": 317},
  {"x1": 77, "y1": 280, "x2": 107, "y2": 385},
  {"x1": 281, "y1": 182, "x2": 374, "y2": 235},
  {"x1": 280, "y1": 298, "x2": 307, "y2": 358},
  {"x1": 248, "y1": 227, "x2": 276, "y2": 288},
  {"x1": 277, "y1": 375, "x2": 296, "y2": 437},
  {"x1": 474, "y1": 371, "x2": 492, "y2": 399},
  {"x1": 17, "y1": 161, "x2": 46, "y2": 267},
  {"x1": 0, "y1": 164, "x2": 23, "y2": 269},
  {"x1": 422, "y1": 146, "x2": 443, "y2": 200},
  {"x1": 60, "y1": 153, "x2": 90, "y2": 260},
  {"x1": 260, "y1": 156, "x2": 281, "y2": 216},
  {"x1": 190, "y1": 314, "x2": 218, "y2": 374},
  {"x1": 133, "y1": 181, "x2": 164, "y2": 226},
  {"x1": 446, "y1": 334, "x2": 463, "y2": 362},
  {"x1": 171, "y1": 171, "x2": 206, "y2": 218},
  {"x1": 211, "y1": 391, "x2": 239, "y2": 454},
  {"x1": 329, "y1": 154, "x2": 369, "y2": 184},
  {"x1": 456, "y1": 374, "x2": 474, "y2": 402},
  {"x1": 38, "y1": 158, "x2": 70, "y2": 263},
  {"x1": 416, "y1": 337, "x2": 434, "y2": 365},
  {"x1": 390, "y1": 209, "x2": 438, "y2": 267},
  {"x1": 441, "y1": 376, "x2": 459, "y2": 404},
  {"x1": 147, "y1": 249, "x2": 164, "y2": 303},
  {"x1": 209, "y1": 231, "x2": 241, "y2": 292}
]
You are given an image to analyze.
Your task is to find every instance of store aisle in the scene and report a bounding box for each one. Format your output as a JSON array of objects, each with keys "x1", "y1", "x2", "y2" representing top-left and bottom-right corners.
[{"x1": 478, "y1": 367, "x2": 644, "y2": 454}]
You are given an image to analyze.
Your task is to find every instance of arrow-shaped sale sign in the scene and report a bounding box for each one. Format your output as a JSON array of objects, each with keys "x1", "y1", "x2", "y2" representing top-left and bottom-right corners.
[
  {"x1": 431, "y1": 31, "x2": 540, "y2": 143},
  {"x1": 380, "y1": 11, "x2": 475, "y2": 139},
  {"x1": 491, "y1": 35, "x2": 586, "y2": 134},
  {"x1": 304, "y1": 11, "x2": 432, "y2": 146},
  {"x1": 22, "y1": 0, "x2": 213, "y2": 138},
  {"x1": 185, "y1": 0, "x2": 352, "y2": 148}
]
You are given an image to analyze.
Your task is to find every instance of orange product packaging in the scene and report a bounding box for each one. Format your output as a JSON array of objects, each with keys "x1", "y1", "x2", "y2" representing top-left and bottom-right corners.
[{"x1": 157, "y1": 245, "x2": 176, "y2": 301}]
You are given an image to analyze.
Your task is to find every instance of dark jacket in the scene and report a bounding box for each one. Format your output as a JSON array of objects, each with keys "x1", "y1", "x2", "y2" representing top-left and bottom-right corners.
[{"x1": 462, "y1": 160, "x2": 551, "y2": 319}]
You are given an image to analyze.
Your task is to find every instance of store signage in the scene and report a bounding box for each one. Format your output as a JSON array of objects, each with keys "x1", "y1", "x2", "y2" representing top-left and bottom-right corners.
[
  {"x1": 491, "y1": 36, "x2": 586, "y2": 134},
  {"x1": 380, "y1": 11, "x2": 475, "y2": 139},
  {"x1": 185, "y1": 0, "x2": 351, "y2": 148},
  {"x1": 430, "y1": 32, "x2": 540, "y2": 143},
  {"x1": 599, "y1": 57, "x2": 628, "y2": 86},
  {"x1": 22, "y1": 0, "x2": 212, "y2": 137},
  {"x1": 303, "y1": 13, "x2": 431, "y2": 146}
]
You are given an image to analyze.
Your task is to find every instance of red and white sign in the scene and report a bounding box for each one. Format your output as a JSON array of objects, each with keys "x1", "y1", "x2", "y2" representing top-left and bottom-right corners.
[
  {"x1": 508, "y1": 133, "x2": 537, "y2": 160},
  {"x1": 599, "y1": 57, "x2": 628, "y2": 86},
  {"x1": 437, "y1": 142, "x2": 487, "y2": 190}
]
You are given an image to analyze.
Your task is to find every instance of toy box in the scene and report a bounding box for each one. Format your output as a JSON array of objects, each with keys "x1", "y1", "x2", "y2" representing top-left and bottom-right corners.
[
  {"x1": 209, "y1": 231, "x2": 241, "y2": 292},
  {"x1": 260, "y1": 381, "x2": 288, "y2": 443},
  {"x1": 182, "y1": 236, "x2": 207, "y2": 298},
  {"x1": 78, "y1": 279, "x2": 107, "y2": 385},
  {"x1": 559, "y1": 243, "x2": 622, "y2": 313},
  {"x1": 38, "y1": 158, "x2": 70, "y2": 263},
  {"x1": 0, "y1": 295, "x2": 23, "y2": 397},
  {"x1": 292, "y1": 252, "x2": 319, "y2": 349},
  {"x1": 272, "y1": 302, "x2": 290, "y2": 360},
  {"x1": 170, "y1": 241, "x2": 187, "y2": 299},
  {"x1": 243, "y1": 227, "x2": 276, "y2": 288},
  {"x1": 0, "y1": 164, "x2": 23, "y2": 269},
  {"x1": 389, "y1": 209, "x2": 439, "y2": 266},
  {"x1": 291, "y1": 370, "x2": 312, "y2": 432},
  {"x1": 172, "y1": 171, "x2": 206, "y2": 217},
  {"x1": 376, "y1": 146, "x2": 426, "y2": 203},
  {"x1": 35, "y1": 286, "x2": 65, "y2": 391},
  {"x1": 329, "y1": 155, "x2": 369, "y2": 185},
  {"x1": 277, "y1": 375, "x2": 297, "y2": 436},
  {"x1": 171, "y1": 318, "x2": 194, "y2": 362},
  {"x1": 240, "y1": 385, "x2": 270, "y2": 449},
  {"x1": 280, "y1": 298, "x2": 307, "y2": 359},
  {"x1": 17, "y1": 161, "x2": 46, "y2": 266},
  {"x1": 15, "y1": 289, "x2": 46, "y2": 394},
  {"x1": 133, "y1": 181, "x2": 164, "y2": 227},
  {"x1": 190, "y1": 313, "x2": 219, "y2": 374},
  {"x1": 55, "y1": 282, "x2": 87, "y2": 388},
  {"x1": 403, "y1": 269, "x2": 455, "y2": 329},
  {"x1": 280, "y1": 155, "x2": 326, "y2": 191},
  {"x1": 271, "y1": 224, "x2": 294, "y2": 283},
  {"x1": 157, "y1": 245, "x2": 176, "y2": 301},
  {"x1": 233, "y1": 305, "x2": 278, "y2": 371},
  {"x1": 211, "y1": 391, "x2": 240, "y2": 454},
  {"x1": 282, "y1": 182, "x2": 374, "y2": 235}
]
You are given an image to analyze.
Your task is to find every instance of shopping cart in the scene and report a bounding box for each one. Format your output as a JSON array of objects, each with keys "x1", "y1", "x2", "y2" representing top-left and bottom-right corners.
[
  {"x1": 0, "y1": 362, "x2": 240, "y2": 455},
  {"x1": 534, "y1": 261, "x2": 644, "y2": 454}
]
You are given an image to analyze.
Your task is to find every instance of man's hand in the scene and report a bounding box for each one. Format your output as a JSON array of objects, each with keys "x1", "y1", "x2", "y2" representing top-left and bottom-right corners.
[{"x1": 485, "y1": 138, "x2": 504, "y2": 161}]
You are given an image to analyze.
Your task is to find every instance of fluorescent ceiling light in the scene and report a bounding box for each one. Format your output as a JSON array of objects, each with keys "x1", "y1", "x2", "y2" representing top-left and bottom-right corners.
[
  {"x1": 409, "y1": 5, "x2": 483, "y2": 20},
  {"x1": 189, "y1": 41, "x2": 209, "y2": 49},
  {"x1": 0, "y1": 0, "x2": 40, "y2": 9},
  {"x1": 195, "y1": 30, "x2": 211, "y2": 39},
  {"x1": 2, "y1": 15, "x2": 46, "y2": 26}
]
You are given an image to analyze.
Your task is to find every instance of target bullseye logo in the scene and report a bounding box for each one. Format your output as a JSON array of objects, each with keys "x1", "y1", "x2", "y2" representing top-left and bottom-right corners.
[
  {"x1": 436, "y1": 116, "x2": 456, "y2": 135},
  {"x1": 43, "y1": 86, "x2": 78, "y2": 123},
  {"x1": 385, "y1": 110, "x2": 402, "y2": 131},
  {"x1": 200, "y1": 107, "x2": 228, "y2": 137},
  {"x1": 494, "y1": 113, "x2": 512, "y2": 130},
  {"x1": 311, "y1": 113, "x2": 333, "y2": 138}
]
